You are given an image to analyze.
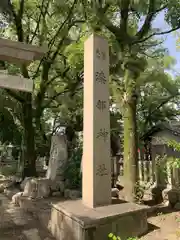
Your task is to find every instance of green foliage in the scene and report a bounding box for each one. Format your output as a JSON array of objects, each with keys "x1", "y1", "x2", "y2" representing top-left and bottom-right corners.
[
  {"x1": 64, "y1": 144, "x2": 82, "y2": 190},
  {"x1": 153, "y1": 140, "x2": 180, "y2": 182},
  {"x1": 0, "y1": 143, "x2": 18, "y2": 176},
  {"x1": 167, "y1": 140, "x2": 180, "y2": 152},
  {"x1": 0, "y1": 162, "x2": 17, "y2": 176},
  {"x1": 168, "y1": 157, "x2": 180, "y2": 169},
  {"x1": 0, "y1": 0, "x2": 180, "y2": 183},
  {"x1": 137, "y1": 72, "x2": 180, "y2": 143},
  {"x1": 108, "y1": 233, "x2": 138, "y2": 240},
  {"x1": 134, "y1": 180, "x2": 154, "y2": 202},
  {"x1": 166, "y1": 140, "x2": 180, "y2": 169}
]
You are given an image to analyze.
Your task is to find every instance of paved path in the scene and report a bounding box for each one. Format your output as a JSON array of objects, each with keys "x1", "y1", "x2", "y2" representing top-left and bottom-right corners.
[
  {"x1": 0, "y1": 192, "x2": 180, "y2": 240},
  {"x1": 141, "y1": 209, "x2": 180, "y2": 240},
  {"x1": 0, "y1": 194, "x2": 55, "y2": 240}
]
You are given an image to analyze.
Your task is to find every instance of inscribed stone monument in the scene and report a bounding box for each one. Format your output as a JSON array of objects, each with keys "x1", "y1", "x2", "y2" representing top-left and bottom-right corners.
[
  {"x1": 49, "y1": 34, "x2": 149, "y2": 240},
  {"x1": 46, "y1": 133, "x2": 68, "y2": 181},
  {"x1": 82, "y1": 34, "x2": 111, "y2": 208}
]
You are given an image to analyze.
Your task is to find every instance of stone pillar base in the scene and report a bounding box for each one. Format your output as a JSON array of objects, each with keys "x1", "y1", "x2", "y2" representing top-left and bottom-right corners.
[
  {"x1": 162, "y1": 188, "x2": 180, "y2": 207},
  {"x1": 50, "y1": 200, "x2": 149, "y2": 240},
  {"x1": 150, "y1": 183, "x2": 165, "y2": 204}
]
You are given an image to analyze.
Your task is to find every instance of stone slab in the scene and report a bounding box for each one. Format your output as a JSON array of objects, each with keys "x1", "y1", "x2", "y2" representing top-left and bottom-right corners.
[
  {"x1": 23, "y1": 228, "x2": 41, "y2": 240},
  {"x1": 0, "y1": 37, "x2": 48, "y2": 64},
  {"x1": 50, "y1": 200, "x2": 149, "y2": 240},
  {"x1": 0, "y1": 73, "x2": 33, "y2": 92}
]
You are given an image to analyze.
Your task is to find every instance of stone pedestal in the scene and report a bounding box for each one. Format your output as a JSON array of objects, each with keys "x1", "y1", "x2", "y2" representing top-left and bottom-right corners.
[
  {"x1": 50, "y1": 200, "x2": 149, "y2": 240},
  {"x1": 149, "y1": 155, "x2": 170, "y2": 204},
  {"x1": 161, "y1": 162, "x2": 180, "y2": 206}
]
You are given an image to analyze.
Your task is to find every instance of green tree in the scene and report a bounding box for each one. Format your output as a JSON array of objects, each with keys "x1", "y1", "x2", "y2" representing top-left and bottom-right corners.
[
  {"x1": 0, "y1": 89, "x2": 22, "y2": 145},
  {"x1": 0, "y1": 0, "x2": 85, "y2": 178},
  {"x1": 81, "y1": 0, "x2": 180, "y2": 201},
  {"x1": 138, "y1": 78, "x2": 180, "y2": 159}
]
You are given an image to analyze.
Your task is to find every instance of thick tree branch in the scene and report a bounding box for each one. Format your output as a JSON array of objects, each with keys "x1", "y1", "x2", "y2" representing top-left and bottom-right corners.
[
  {"x1": 30, "y1": 0, "x2": 48, "y2": 44},
  {"x1": 50, "y1": 37, "x2": 66, "y2": 64},
  {"x1": 48, "y1": 0, "x2": 78, "y2": 52},
  {"x1": 0, "y1": 0, "x2": 13, "y2": 19},
  {"x1": 140, "y1": 39, "x2": 164, "y2": 48},
  {"x1": 35, "y1": 36, "x2": 67, "y2": 94},
  {"x1": 18, "y1": 0, "x2": 25, "y2": 20},
  {"x1": 143, "y1": 94, "x2": 179, "y2": 129},
  {"x1": 34, "y1": 61, "x2": 50, "y2": 118},
  {"x1": 133, "y1": 25, "x2": 180, "y2": 45},
  {"x1": 32, "y1": 53, "x2": 68, "y2": 80},
  {"x1": 156, "y1": 4, "x2": 168, "y2": 13},
  {"x1": 5, "y1": 89, "x2": 25, "y2": 103},
  {"x1": 136, "y1": 0, "x2": 156, "y2": 39},
  {"x1": 150, "y1": 94, "x2": 179, "y2": 117},
  {"x1": 34, "y1": 64, "x2": 70, "y2": 119},
  {"x1": 120, "y1": 0, "x2": 130, "y2": 35},
  {"x1": 32, "y1": 1, "x2": 82, "y2": 80},
  {"x1": 141, "y1": 52, "x2": 160, "y2": 59},
  {"x1": 25, "y1": 18, "x2": 30, "y2": 43},
  {"x1": 43, "y1": 83, "x2": 82, "y2": 110},
  {"x1": 103, "y1": 21, "x2": 122, "y2": 41},
  {"x1": 49, "y1": 20, "x2": 83, "y2": 66},
  {"x1": 140, "y1": 124, "x2": 162, "y2": 141},
  {"x1": 94, "y1": 4, "x2": 123, "y2": 42},
  {"x1": 32, "y1": 59, "x2": 44, "y2": 80},
  {"x1": 43, "y1": 88, "x2": 71, "y2": 109},
  {"x1": 9, "y1": 0, "x2": 24, "y2": 42},
  {"x1": 46, "y1": 67, "x2": 70, "y2": 87}
]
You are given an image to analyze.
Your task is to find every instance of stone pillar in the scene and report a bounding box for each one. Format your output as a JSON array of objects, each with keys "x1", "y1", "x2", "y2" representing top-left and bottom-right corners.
[
  {"x1": 149, "y1": 160, "x2": 153, "y2": 182},
  {"x1": 82, "y1": 34, "x2": 111, "y2": 208},
  {"x1": 138, "y1": 161, "x2": 143, "y2": 183},
  {"x1": 172, "y1": 167, "x2": 180, "y2": 189},
  {"x1": 151, "y1": 146, "x2": 156, "y2": 183},
  {"x1": 143, "y1": 161, "x2": 149, "y2": 183},
  {"x1": 166, "y1": 162, "x2": 173, "y2": 189},
  {"x1": 7, "y1": 144, "x2": 13, "y2": 160},
  {"x1": 16, "y1": 153, "x2": 21, "y2": 176}
]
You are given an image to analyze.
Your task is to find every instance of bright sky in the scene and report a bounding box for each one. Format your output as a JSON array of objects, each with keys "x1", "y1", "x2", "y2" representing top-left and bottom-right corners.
[{"x1": 153, "y1": 12, "x2": 180, "y2": 75}]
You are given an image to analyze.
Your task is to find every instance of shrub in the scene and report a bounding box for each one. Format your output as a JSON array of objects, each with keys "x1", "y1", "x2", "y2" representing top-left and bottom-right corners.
[
  {"x1": 0, "y1": 162, "x2": 17, "y2": 176},
  {"x1": 64, "y1": 144, "x2": 82, "y2": 190},
  {"x1": 108, "y1": 233, "x2": 138, "y2": 240}
]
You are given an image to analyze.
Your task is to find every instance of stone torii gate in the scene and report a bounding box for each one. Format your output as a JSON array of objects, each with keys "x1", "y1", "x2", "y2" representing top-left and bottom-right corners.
[
  {"x1": 0, "y1": 37, "x2": 47, "y2": 175},
  {"x1": 0, "y1": 37, "x2": 47, "y2": 92}
]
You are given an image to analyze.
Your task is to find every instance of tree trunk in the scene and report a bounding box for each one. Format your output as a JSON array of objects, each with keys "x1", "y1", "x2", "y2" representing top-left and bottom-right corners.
[
  {"x1": 65, "y1": 125, "x2": 76, "y2": 158},
  {"x1": 123, "y1": 70, "x2": 138, "y2": 202},
  {"x1": 123, "y1": 97, "x2": 138, "y2": 201},
  {"x1": 22, "y1": 93, "x2": 36, "y2": 178},
  {"x1": 144, "y1": 141, "x2": 149, "y2": 161}
]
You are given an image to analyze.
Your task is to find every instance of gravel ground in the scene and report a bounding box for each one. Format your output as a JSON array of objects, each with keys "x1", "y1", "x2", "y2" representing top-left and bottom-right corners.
[
  {"x1": 0, "y1": 192, "x2": 179, "y2": 240},
  {"x1": 140, "y1": 208, "x2": 180, "y2": 240},
  {"x1": 0, "y1": 193, "x2": 55, "y2": 240}
]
